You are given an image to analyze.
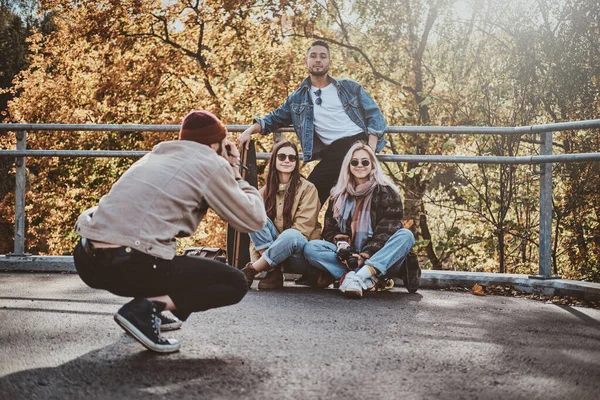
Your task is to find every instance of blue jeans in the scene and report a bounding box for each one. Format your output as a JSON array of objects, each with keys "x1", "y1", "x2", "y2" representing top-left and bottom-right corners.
[
  {"x1": 303, "y1": 229, "x2": 415, "y2": 279},
  {"x1": 248, "y1": 218, "x2": 311, "y2": 274}
]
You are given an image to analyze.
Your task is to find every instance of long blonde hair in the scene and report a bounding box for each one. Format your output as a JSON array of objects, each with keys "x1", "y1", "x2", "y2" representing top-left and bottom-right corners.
[{"x1": 330, "y1": 141, "x2": 397, "y2": 200}]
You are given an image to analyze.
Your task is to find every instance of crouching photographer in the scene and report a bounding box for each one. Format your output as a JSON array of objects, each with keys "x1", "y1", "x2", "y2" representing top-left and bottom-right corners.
[{"x1": 73, "y1": 111, "x2": 266, "y2": 353}]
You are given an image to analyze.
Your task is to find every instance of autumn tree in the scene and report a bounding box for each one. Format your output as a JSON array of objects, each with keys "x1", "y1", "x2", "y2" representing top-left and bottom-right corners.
[
  {"x1": 3, "y1": 0, "x2": 600, "y2": 283},
  {"x1": 5, "y1": 0, "x2": 308, "y2": 253},
  {"x1": 0, "y1": 0, "x2": 46, "y2": 253}
]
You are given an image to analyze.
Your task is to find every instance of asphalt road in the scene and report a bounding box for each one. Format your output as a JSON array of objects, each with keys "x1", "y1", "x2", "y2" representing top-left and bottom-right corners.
[{"x1": 1, "y1": 273, "x2": 599, "y2": 400}]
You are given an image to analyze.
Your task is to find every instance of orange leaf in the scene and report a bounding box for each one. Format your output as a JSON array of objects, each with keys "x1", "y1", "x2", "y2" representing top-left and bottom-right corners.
[{"x1": 472, "y1": 283, "x2": 486, "y2": 296}]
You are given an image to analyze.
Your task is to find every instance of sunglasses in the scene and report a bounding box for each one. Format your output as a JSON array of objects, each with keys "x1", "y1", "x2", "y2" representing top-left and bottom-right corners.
[
  {"x1": 350, "y1": 159, "x2": 371, "y2": 167},
  {"x1": 277, "y1": 153, "x2": 298, "y2": 162},
  {"x1": 314, "y1": 89, "x2": 322, "y2": 106}
]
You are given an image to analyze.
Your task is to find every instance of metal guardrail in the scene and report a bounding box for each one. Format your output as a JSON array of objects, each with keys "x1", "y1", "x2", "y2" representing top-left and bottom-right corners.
[{"x1": 2, "y1": 120, "x2": 600, "y2": 279}]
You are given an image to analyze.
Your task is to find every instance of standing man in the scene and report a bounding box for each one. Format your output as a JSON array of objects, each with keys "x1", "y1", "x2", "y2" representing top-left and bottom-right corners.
[
  {"x1": 73, "y1": 111, "x2": 266, "y2": 353},
  {"x1": 238, "y1": 40, "x2": 387, "y2": 206}
]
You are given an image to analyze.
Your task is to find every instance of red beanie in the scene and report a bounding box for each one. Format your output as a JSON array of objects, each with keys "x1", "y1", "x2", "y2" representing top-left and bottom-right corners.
[{"x1": 179, "y1": 110, "x2": 227, "y2": 145}]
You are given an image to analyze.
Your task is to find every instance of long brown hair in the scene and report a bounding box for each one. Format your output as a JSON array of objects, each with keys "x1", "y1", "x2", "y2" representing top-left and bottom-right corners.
[{"x1": 264, "y1": 140, "x2": 301, "y2": 230}]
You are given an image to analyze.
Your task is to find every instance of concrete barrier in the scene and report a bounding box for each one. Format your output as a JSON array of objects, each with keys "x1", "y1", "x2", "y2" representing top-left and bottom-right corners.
[{"x1": 2, "y1": 255, "x2": 599, "y2": 302}]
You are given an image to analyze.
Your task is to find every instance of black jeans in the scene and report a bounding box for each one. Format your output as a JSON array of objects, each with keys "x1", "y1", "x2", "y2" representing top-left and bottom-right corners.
[
  {"x1": 308, "y1": 133, "x2": 367, "y2": 206},
  {"x1": 73, "y1": 239, "x2": 248, "y2": 320}
]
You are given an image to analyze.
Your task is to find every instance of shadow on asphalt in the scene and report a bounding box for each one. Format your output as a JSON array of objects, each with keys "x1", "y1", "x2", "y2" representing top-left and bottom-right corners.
[
  {"x1": 256, "y1": 283, "x2": 425, "y2": 301},
  {"x1": 2, "y1": 273, "x2": 600, "y2": 399},
  {"x1": 0, "y1": 296, "x2": 123, "y2": 305},
  {"x1": 0, "y1": 306, "x2": 113, "y2": 316},
  {"x1": 556, "y1": 304, "x2": 600, "y2": 326},
  {"x1": 1, "y1": 343, "x2": 267, "y2": 400}
]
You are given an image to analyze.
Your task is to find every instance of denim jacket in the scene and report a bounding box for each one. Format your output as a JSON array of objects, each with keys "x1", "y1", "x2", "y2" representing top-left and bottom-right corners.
[{"x1": 253, "y1": 76, "x2": 387, "y2": 161}]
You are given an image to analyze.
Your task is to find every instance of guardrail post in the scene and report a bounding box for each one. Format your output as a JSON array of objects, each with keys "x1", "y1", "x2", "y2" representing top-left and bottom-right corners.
[
  {"x1": 11, "y1": 130, "x2": 28, "y2": 256},
  {"x1": 532, "y1": 131, "x2": 557, "y2": 279}
]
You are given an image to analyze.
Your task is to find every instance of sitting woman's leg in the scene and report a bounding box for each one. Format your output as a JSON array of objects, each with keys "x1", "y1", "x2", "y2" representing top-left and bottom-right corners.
[
  {"x1": 248, "y1": 218, "x2": 279, "y2": 255},
  {"x1": 244, "y1": 218, "x2": 278, "y2": 287},
  {"x1": 303, "y1": 240, "x2": 348, "y2": 281},
  {"x1": 262, "y1": 229, "x2": 309, "y2": 289},
  {"x1": 260, "y1": 228, "x2": 307, "y2": 268},
  {"x1": 340, "y1": 229, "x2": 415, "y2": 298},
  {"x1": 364, "y1": 229, "x2": 415, "y2": 277},
  {"x1": 243, "y1": 227, "x2": 308, "y2": 289}
]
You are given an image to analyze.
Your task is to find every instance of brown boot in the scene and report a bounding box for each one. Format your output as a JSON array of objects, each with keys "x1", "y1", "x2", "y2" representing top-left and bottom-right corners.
[
  {"x1": 258, "y1": 265, "x2": 284, "y2": 290},
  {"x1": 316, "y1": 271, "x2": 336, "y2": 289},
  {"x1": 241, "y1": 263, "x2": 259, "y2": 288}
]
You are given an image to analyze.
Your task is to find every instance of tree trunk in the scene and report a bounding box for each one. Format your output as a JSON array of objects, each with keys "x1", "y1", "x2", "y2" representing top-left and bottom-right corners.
[{"x1": 420, "y1": 203, "x2": 442, "y2": 269}]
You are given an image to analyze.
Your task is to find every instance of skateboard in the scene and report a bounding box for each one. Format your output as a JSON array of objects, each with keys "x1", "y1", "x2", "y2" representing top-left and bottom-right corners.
[{"x1": 226, "y1": 140, "x2": 258, "y2": 268}]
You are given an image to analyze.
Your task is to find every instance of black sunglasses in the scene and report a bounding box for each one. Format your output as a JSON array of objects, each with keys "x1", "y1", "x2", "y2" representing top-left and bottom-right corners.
[
  {"x1": 350, "y1": 159, "x2": 371, "y2": 167},
  {"x1": 314, "y1": 89, "x2": 322, "y2": 106},
  {"x1": 277, "y1": 153, "x2": 298, "y2": 162}
]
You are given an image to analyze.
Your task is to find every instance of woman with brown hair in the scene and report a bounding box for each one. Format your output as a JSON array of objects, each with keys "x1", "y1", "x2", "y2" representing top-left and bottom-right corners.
[{"x1": 241, "y1": 140, "x2": 321, "y2": 289}]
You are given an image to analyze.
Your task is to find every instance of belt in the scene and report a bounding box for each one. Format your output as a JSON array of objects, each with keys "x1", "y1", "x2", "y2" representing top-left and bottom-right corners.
[
  {"x1": 323, "y1": 133, "x2": 367, "y2": 156},
  {"x1": 81, "y1": 238, "x2": 137, "y2": 257}
]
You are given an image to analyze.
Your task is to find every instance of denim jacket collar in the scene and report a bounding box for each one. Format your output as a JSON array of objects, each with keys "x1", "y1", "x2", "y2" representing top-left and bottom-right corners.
[{"x1": 300, "y1": 75, "x2": 339, "y2": 90}]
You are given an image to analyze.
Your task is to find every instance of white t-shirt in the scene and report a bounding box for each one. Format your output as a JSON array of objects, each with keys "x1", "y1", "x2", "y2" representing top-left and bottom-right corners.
[{"x1": 310, "y1": 84, "x2": 363, "y2": 145}]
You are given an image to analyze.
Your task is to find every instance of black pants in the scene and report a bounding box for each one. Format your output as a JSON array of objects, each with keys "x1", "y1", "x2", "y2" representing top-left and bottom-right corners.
[
  {"x1": 307, "y1": 133, "x2": 367, "y2": 206},
  {"x1": 73, "y1": 239, "x2": 248, "y2": 320}
]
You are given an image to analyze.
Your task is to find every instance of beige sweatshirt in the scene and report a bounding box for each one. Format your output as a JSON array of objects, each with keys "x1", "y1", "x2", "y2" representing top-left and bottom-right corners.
[
  {"x1": 250, "y1": 178, "x2": 321, "y2": 261},
  {"x1": 260, "y1": 178, "x2": 321, "y2": 239},
  {"x1": 75, "y1": 140, "x2": 266, "y2": 260}
]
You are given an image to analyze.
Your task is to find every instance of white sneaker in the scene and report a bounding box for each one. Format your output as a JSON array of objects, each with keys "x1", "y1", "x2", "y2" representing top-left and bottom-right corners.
[
  {"x1": 339, "y1": 272, "x2": 369, "y2": 299},
  {"x1": 339, "y1": 271, "x2": 356, "y2": 293},
  {"x1": 364, "y1": 276, "x2": 378, "y2": 292}
]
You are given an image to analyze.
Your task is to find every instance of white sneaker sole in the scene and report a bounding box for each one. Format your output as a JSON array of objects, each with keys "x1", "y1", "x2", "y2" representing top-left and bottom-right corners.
[
  {"x1": 343, "y1": 288, "x2": 363, "y2": 298},
  {"x1": 114, "y1": 313, "x2": 180, "y2": 353},
  {"x1": 160, "y1": 321, "x2": 183, "y2": 331}
]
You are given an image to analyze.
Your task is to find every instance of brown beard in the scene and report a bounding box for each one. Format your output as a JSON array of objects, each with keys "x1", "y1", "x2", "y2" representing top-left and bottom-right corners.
[{"x1": 308, "y1": 66, "x2": 329, "y2": 77}]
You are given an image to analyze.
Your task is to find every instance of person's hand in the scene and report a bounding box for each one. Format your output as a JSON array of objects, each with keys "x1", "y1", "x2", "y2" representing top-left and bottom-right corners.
[
  {"x1": 333, "y1": 234, "x2": 350, "y2": 244},
  {"x1": 221, "y1": 138, "x2": 240, "y2": 164},
  {"x1": 356, "y1": 254, "x2": 365, "y2": 268},
  {"x1": 220, "y1": 138, "x2": 242, "y2": 179},
  {"x1": 238, "y1": 123, "x2": 261, "y2": 150}
]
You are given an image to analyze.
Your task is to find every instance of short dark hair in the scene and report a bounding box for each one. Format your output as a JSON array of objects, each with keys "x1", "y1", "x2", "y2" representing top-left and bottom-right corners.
[{"x1": 307, "y1": 40, "x2": 330, "y2": 55}]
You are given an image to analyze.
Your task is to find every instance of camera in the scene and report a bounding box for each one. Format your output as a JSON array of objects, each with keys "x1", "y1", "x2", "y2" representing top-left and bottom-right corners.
[
  {"x1": 217, "y1": 141, "x2": 232, "y2": 156},
  {"x1": 336, "y1": 240, "x2": 359, "y2": 271}
]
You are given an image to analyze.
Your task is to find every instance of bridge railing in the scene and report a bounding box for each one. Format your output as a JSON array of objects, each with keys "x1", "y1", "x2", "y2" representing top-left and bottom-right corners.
[{"x1": 2, "y1": 120, "x2": 600, "y2": 279}]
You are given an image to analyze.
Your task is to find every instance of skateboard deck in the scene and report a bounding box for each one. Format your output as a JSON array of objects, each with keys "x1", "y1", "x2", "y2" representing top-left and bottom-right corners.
[{"x1": 226, "y1": 141, "x2": 258, "y2": 268}]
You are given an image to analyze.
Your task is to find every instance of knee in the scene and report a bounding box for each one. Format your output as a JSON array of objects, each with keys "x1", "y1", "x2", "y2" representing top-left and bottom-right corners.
[
  {"x1": 279, "y1": 229, "x2": 307, "y2": 245},
  {"x1": 393, "y1": 228, "x2": 415, "y2": 248},
  {"x1": 279, "y1": 228, "x2": 303, "y2": 240},
  {"x1": 303, "y1": 240, "x2": 325, "y2": 261}
]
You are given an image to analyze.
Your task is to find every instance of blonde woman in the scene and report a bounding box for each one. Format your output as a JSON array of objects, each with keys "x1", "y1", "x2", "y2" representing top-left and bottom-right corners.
[{"x1": 304, "y1": 142, "x2": 420, "y2": 298}]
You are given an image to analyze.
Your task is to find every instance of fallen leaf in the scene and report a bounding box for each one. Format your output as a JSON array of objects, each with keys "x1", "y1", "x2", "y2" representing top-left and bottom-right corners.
[{"x1": 472, "y1": 283, "x2": 486, "y2": 296}]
